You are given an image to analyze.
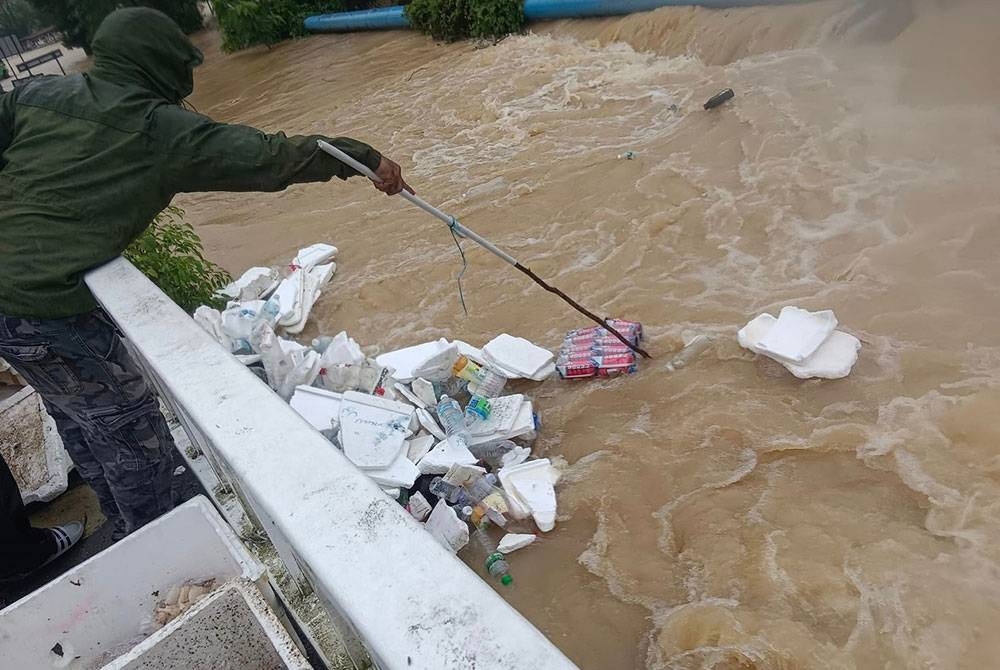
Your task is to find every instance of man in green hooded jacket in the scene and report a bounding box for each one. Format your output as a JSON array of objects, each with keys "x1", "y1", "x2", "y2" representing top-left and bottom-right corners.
[{"x1": 0, "y1": 7, "x2": 410, "y2": 578}]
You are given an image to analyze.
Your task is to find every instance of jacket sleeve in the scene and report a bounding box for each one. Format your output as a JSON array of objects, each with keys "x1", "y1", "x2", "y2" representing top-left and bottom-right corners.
[
  {"x1": 0, "y1": 90, "x2": 18, "y2": 160},
  {"x1": 152, "y1": 105, "x2": 382, "y2": 194}
]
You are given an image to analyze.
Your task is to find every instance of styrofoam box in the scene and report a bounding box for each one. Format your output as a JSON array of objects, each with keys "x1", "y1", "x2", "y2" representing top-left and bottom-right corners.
[
  {"x1": 0, "y1": 496, "x2": 267, "y2": 669},
  {"x1": 102, "y1": 579, "x2": 311, "y2": 670}
]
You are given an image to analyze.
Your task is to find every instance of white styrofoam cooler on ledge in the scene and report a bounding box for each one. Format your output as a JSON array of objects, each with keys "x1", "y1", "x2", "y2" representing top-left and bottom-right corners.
[
  {"x1": 0, "y1": 496, "x2": 271, "y2": 669},
  {"x1": 0, "y1": 386, "x2": 72, "y2": 504},
  {"x1": 101, "y1": 579, "x2": 311, "y2": 670}
]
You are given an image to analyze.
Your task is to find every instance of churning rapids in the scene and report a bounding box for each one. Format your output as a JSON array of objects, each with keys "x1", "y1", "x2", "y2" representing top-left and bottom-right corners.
[{"x1": 168, "y1": 0, "x2": 1000, "y2": 667}]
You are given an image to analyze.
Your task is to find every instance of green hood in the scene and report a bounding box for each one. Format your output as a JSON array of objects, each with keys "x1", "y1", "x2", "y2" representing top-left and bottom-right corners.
[{"x1": 90, "y1": 7, "x2": 203, "y2": 104}]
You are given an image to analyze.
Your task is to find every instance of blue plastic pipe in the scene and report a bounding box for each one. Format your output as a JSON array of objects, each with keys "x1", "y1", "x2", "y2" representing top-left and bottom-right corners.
[{"x1": 305, "y1": 0, "x2": 811, "y2": 32}]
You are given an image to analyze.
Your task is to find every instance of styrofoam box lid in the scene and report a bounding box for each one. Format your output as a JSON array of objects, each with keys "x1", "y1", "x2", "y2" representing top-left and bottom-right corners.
[{"x1": 0, "y1": 496, "x2": 264, "y2": 669}]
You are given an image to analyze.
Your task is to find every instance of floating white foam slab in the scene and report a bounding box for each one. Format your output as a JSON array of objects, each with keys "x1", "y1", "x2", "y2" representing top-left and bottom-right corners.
[
  {"x1": 416, "y1": 407, "x2": 446, "y2": 441},
  {"x1": 339, "y1": 391, "x2": 414, "y2": 470},
  {"x1": 417, "y1": 436, "x2": 478, "y2": 475},
  {"x1": 784, "y1": 330, "x2": 861, "y2": 380},
  {"x1": 467, "y1": 400, "x2": 535, "y2": 448},
  {"x1": 289, "y1": 386, "x2": 343, "y2": 431},
  {"x1": 394, "y1": 383, "x2": 426, "y2": 409},
  {"x1": 739, "y1": 313, "x2": 860, "y2": 380},
  {"x1": 425, "y1": 499, "x2": 469, "y2": 553},
  {"x1": 367, "y1": 442, "x2": 420, "y2": 488},
  {"x1": 755, "y1": 306, "x2": 837, "y2": 364},
  {"x1": 294, "y1": 243, "x2": 338, "y2": 269},
  {"x1": 217, "y1": 267, "x2": 278, "y2": 301},
  {"x1": 274, "y1": 269, "x2": 306, "y2": 327},
  {"x1": 468, "y1": 394, "x2": 524, "y2": 437},
  {"x1": 405, "y1": 434, "x2": 435, "y2": 463},
  {"x1": 376, "y1": 339, "x2": 455, "y2": 383},
  {"x1": 482, "y1": 334, "x2": 555, "y2": 381},
  {"x1": 498, "y1": 533, "x2": 537, "y2": 554},
  {"x1": 411, "y1": 378, "x2": 437, "y2": 407},
  {"x1": 499, "y1": 459, "x2": 558, "y2": 532}
]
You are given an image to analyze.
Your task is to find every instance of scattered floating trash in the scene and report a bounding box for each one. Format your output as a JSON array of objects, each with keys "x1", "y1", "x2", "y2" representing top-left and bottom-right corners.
[
  {"x1": 616, "y1": 150, "x2": 637, "y2": 160},
  {"x1": 195, "y1": 245, "x2": 590, "y2": 587},
  {"x1": 704, "y1": 88, "x2": 735, "y2": 110}
]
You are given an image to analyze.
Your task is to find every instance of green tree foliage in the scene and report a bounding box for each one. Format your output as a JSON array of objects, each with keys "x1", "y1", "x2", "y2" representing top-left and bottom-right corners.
[
  {"x1": 405, "y1": 0, "x2": 522, "y2": 42},
  {"x1": 214, "y1": 0, "x2": 378, "y2": 52},
  {"x1": 29, "y1": 0, "x2": 203, "y2": 51},
  {"x1": 0, "y1": 0, "x2": 45, "y2": 37},
  {"x1": 124, "y1": 206, "x2": 231, "y2": 313}
]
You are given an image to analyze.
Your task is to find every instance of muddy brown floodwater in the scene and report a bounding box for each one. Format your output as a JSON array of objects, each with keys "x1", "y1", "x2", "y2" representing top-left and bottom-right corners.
[{"x1": 174, "y1": 1, "x2": 1000, "y2": 667}]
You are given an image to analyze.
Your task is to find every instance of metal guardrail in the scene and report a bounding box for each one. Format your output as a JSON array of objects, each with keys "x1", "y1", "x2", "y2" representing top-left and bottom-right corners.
[{"x1": 86, "y1": 257, "x2": 579, "y2": 670}]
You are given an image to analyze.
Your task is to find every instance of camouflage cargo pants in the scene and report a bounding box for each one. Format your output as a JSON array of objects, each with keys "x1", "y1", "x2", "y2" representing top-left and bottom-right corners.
[{"x1": 0, "y1": 310, "x2": 175, "y2": 536}]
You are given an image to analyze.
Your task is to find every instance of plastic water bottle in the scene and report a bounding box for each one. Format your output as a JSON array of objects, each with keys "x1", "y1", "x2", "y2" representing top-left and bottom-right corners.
[
  {"x1": 453, "y1": 356, "x2": 506, "y2": 397},
  {"x1": 257, "y1": 296, "x2": 281, "y2": 328},
  {"x1": 311, "y1": 335, "x2": 334, "y2": 354},
  {"x1": 474, "y1": 526, "x2": 513, "y2": 586},
  {"x1": 436, "y1": 396, "x2": 469, "y2": 440},
  {"x1": 429, "y1": 477, "x2": 475, "y2": 508},
  {"x1": 471, "y1": 440, "x2": 530, "y2": 470},
  {"x1": 666, "y1": 335, "x2": 714, "y2": 372},
  {"x1": 452, "y1": 356, "x2": 506, "y2": 422}
]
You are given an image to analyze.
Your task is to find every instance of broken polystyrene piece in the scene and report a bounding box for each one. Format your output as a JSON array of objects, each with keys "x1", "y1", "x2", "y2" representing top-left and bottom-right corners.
[
  {"x1": 407, "y1": 491, "x2": 433, "y2": 522},
  {"x1": 417, "y1": 436, "x2": 478, "y2": 475},
  {"x1": 277, "y1": 349, "x2": 321, "y2": 399},
  {"x1": 381, "y1": 487, "x2": 400, "y2": 499},
  {"x1": 467, "y1": 400, "x2": 535, "y2": 449},
  {"x1": 411, "y1": 378, "x2": 437, "y2": 407},
  {"x1": 339, "y1": 391, "x2": 414, "y2": 470},
  {"x1": 453, "y1": 340, "x2": 486, "y2": 364},
  {"x1": 416, "y1": 407, "x2": 446, "y2": 441},
  {"x1": 784, "y1": 330, "x2": 861, "y2": 379},
  {"x1": 216, "y1": 267, "x2": 279, "y2": 301},
  {"x1": 411, "y1": 343, "x2": 460, "y2": 382},
  {"x1": 274, "y1": 269, "x2": 306, "y2": 327},
  {"x1": 739, "y1": 314, "x2": 860, "y2": 379},
  {"x1": 499, "y1": 459, "x2": 558, "y2": 532},
  {"x1": 376, "y1": 340, "x2": 452, "y2": 383},
  {"x1": 289, "y1": 386, "x2": 343, "y2": 431},
  {"x1": 406, "y1": 434, "x2": 435, "y2": 463},
  {"x1": 394, "y1": 383, "x2": 426, "y2": 409},
  {"x1": 318, "y1": 332, "x2": 365, "y2": 367},
  {"x1": 443, "y1": 463, "x2": 487, "y2": 487},
  {"x1": 755, "y1": 306, "x2": 838, "y2": 364},
  {"x1": 468, "y1": 394, "x2": 523, "y2": 437},
  {"x1": 284, "y1": 263, "x2": 335, "y2": 335},
  {"x1": 482, "y1": 334, "x2": 555, "y2": 381},
  {"x1": 425, "y1": 499, "x2": 469, "y2": 553},
  {"x1": 294, "y1": 243, "x2": 338, "y2": 269},
  {"x1": 498, "y1": 533, "x2": 537, "y2": 554},
  {"x1": 193, "y1": 306, "x2": 232, "y2": 351},
  {"x1": 367, "y1": 442, "x2": 421, "y2": 488}
]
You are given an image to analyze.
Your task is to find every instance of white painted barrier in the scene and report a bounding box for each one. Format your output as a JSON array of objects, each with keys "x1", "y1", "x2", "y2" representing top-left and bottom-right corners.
[{"x1": 84, "y1": 258, "x2": 578, "y2": 670}]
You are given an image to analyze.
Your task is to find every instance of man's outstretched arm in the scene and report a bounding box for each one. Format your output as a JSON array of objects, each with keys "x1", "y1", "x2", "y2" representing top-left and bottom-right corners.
[{"x1": 153, "y1": 106, "x2": 409, "y2": 196}]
